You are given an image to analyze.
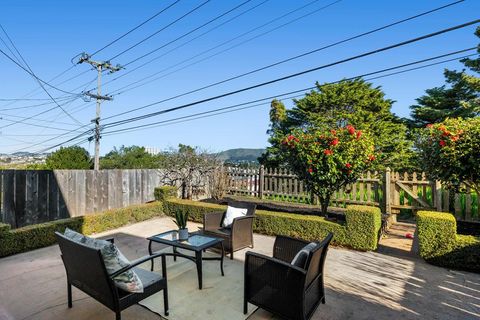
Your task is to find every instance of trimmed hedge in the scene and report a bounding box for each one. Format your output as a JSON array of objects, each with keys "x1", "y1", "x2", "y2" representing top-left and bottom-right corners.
[
  {"x1": 154, "y1": 186, "x2": 178, "y2": 202},
  {"x1": 417, "y1": 211, "x2": 457, "y2": 259},
  {"x1": 417, "y1": 210, "x2": 480, "y2": 273},
  {"x1": 163, "y1": 199, "x2": 382, "y2": 251},
  {"x1": 345, "y1": 205, "x2": 382, "y2": 251},
  {"x1": 0, "y1": 202, "x2": 164, "y2": 257}
]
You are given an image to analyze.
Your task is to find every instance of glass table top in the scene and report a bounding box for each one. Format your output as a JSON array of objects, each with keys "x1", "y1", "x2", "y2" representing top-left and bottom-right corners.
[{"x1": 150, "y1": 230, "x2": 220, "y2": 248}]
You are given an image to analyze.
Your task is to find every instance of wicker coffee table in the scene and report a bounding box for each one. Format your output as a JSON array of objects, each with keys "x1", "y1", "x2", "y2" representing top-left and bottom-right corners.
[{"x1": 147, "y1": 230, "x2": 225, "y2": 290}]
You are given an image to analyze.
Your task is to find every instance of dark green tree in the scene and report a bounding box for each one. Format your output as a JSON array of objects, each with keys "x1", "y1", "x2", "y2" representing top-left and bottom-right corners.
[
  {"x1": 100, "y1": 145, "x2": 164, "y2": 169},
  {"x1": 408, "y1": 27, "x2": 479, "y2": 127},
  {"x1": 258, "y1": 99, "x2": 287, "y2": 166},
  {"x1": 261, "y1": 79, "x2": 415, "y2": 170},
  {"x1": 45, "y1": 146, "x2": 92, "y2": 169}
]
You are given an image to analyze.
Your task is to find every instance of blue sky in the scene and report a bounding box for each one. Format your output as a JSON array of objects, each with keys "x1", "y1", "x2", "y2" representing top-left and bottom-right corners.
[{"x1": 0, "y1": 0, "x2": 479, "y2": 155}]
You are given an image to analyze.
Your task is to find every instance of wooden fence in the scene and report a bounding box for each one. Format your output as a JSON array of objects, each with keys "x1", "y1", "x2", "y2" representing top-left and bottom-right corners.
[
  {"x1": 0, "y1": 169, "x2": 167, "y2": 228},
  {"x1": 226, "y1": 166, "x2": 480, "y2": 221}
]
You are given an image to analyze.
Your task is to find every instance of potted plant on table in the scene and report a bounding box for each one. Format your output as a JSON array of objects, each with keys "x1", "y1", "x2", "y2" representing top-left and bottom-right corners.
[{"x1": 173, "y1": 209, "x2": 189, "y2": 240}]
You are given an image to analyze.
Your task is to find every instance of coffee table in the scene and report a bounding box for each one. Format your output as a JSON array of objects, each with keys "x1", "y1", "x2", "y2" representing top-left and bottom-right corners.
[{"x1": 147, "y1": 230, "x2": 225, "y2": 290}]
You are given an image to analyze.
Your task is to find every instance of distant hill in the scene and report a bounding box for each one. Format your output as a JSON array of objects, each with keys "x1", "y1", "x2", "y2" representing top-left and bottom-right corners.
[{"x1": 216, "y1": 148, "x2": 265, "y2": 164}]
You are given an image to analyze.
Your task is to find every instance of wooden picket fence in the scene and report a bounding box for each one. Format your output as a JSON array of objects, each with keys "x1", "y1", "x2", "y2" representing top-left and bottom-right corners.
[{"x1": 226, "y1": 166, "x2": 480, "y2": 221}]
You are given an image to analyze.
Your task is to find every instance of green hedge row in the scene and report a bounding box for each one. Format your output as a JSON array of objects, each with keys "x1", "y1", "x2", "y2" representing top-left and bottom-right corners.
[
  {"x1": 417, "y1": 211, "x2": 480, "y2": 273},
  {"x1": 163, "y1": 199, "x2": 382, "y2": 251},
  {"x1": 0, "y1": 202, "x2": 164, "y2": 257},
  {"x1": 154, "y1": 186, "x2": 178, "y2": 202}
]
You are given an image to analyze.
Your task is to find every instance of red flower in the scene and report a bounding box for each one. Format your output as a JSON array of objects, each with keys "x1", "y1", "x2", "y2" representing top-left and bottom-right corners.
[
  {"x1": 308, "y1": 168, "x2": 313, "y2": 173},
  {"x1": 345, "y1": 163, "x2": 352, "y2": 169},
  {"x1": 324, "y1": 149, "x2": 333, "y2": 155},
  {"x1": 439, "y1": 140, "x2": 446, "y2": 147},
  {"x1": 451, "y1": 136, "x2": 459, "y2": 142},
  {"x1": 330, "y1": 138, "x2": 339, "y2": 146},
  {"x1": 346, "y1": 124, "x2": 355, "y2": 135},
  {"x1": 368, "y1": 155, "x2": 375, "y2": 161},
  {"x1": 426, "y1": 124, "x2": 433, "y2": 128},
  {"x1": 356, "y1": 130, "x2": 362, "y2": 139},
  {"x1": 330, "y1": 129, "x2": 337, "y2": 135}
]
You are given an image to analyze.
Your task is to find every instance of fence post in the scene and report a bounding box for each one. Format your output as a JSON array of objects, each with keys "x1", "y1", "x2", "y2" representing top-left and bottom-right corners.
[
  {"x1": 383, "y1": 167, "x2": 391, "y2": 215},
  {"x1": 434, "y1": 180, "x2": 443, "y2": 212},
  {"x1": 258, "y1": 165, "x2": 264, "y2": 199}
]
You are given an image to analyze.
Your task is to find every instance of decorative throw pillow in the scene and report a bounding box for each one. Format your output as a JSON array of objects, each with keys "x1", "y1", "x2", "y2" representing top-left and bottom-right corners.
[
  {"x1": 291, "y1": 242, "x2": 317, "y2": 269},
  {"x1": 63, "y1": 228, "x2": 144, "y2": 293},
  {"x1": 222, "y1": 206, "x2": 248, "y2": 228}
]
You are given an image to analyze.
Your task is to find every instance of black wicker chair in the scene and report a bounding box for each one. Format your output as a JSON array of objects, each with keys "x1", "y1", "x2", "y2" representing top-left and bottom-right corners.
[
  {"x1": 55, "y1": 232, "x2": 169, "y2": 320},
  {"x1": 244, "y1": 233, "x2": 333, "y2": 320},
  {"x1": 203, "y1": 201, "x2": 256, "y2": 259}
]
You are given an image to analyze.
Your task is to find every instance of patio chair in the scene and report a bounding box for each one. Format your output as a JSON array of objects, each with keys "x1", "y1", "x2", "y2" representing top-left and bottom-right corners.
[
  {"x1": 202, "y1": 201, "x2": 256, "y2": 259},
  {"x1": 244, "y1": 233, "x2": 333, "y2": 320},
  {"x1": 55, "y1": 232, "x2": 169, "y2": 320}
]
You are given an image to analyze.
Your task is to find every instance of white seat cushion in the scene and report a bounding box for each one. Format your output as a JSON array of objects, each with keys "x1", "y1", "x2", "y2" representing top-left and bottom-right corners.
[{"x1": 222, "y1": 205, "x2": 248, "y2": 228}]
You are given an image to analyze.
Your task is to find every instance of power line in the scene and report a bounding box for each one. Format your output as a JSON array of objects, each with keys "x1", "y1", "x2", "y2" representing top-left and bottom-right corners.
[
  {"x1": 0, "y1": 48, "x2": 79, "y2": 96},
  {"x1": 122, "y1": 0, "x2": 254, "y2": 67},
  {"x1": 101, "y1": 0, "x2": 329, "y2": 91},
  {"x1": 101, "y1": 51, "x2": 478, "y2": 136},
  {"x1": 105, "y1": 0, "x2": 465, "y2": 115},
  {"x1": 108, "y1": 0, "x2": 212, "y2": 61},
  {"x1": 26, "y1": 48, "x2": 476, "y2": 154},
  {"x1": 102, "y1": 19, "x2": 480, "y2": 127},
  {"x1": 102, "y1": 0, "x2": 270, "y2": 88},
  {"x1": 0, "y1": 24, "x2": 83, "y2": 125},
  {"x1": 90, "y1": 0, "x2": 182, "y2": 57}
]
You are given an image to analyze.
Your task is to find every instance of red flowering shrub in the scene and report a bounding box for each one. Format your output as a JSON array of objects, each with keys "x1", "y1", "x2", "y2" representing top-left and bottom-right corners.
[
  {"x1": 281, "y1": 125, "x2": 376, "y2": 216},
  {"x1": 417, "y1": 118, "x2": 480, "y2": 199}
]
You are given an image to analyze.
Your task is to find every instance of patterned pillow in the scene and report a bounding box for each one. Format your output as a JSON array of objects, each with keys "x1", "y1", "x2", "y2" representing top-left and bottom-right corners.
[
  {"x1": 63, "y1": 228, "x2": 144, "y2": 293},
  {"x1": 291, "y1": 242, "x2": 317, "y2": 269}
]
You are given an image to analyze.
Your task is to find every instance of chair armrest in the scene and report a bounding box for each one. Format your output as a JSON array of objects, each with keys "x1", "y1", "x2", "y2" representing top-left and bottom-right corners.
[
  {"x1": 104, "y1": 237, "x2": 114, "y2": 243},
  {"x1": 245, "y1": 251, "x2": 306, "y2": 304},
  {"x1": 231, "y1": 215, "x2": 254, "y2": 242},
  {"x1": 110, "y1": 252, "x2": 167, "y2": 279},
  {"x1": 273, "y1": 235, "x2": 309, "y2": 262},
  {"x1": 203, "y1": 211, "x2": 225, "y2": 230}
]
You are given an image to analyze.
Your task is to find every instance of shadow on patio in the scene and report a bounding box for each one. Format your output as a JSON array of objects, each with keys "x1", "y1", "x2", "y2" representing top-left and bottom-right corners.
[{"x1": 0, "y1": 217, "x2": 479, "y2": 320}]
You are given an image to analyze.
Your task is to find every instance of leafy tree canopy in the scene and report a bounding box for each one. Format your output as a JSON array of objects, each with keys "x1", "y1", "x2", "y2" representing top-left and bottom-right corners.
[
  {"x1": 45, "y1": 146, "x2": 92, "y2": 169},
  {"x1": 408, "y1": 27, "x2": 480, "y2": 127},
  {"x1": 100, "y1": 145, "x2": 164, "y2": 169},
  {"x1": 261, "y1": 79, "x2": 414, "y2": 170}
]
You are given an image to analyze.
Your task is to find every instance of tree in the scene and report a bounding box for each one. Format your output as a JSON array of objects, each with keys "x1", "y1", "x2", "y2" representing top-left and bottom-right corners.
[
  {"x1": 258, "y1": 99, "x2": 287, "y2": 167},
  {"x1": 45, "y1": 146, "x2": 92, "y2": 169},
  {"x1": 416, "y1": 118, "x2": 480, "y2": 211},
  {"x1": 161, "y1": 144, "x2": 220, "y2": 199},
  {"x1": 281, "y1": 125, "x2": 376, "y2": 216},
  {"x1": 100, "y1": 145, "x2": 164, "y2": 169},
  {"x1": 261, "y1": 79, "x2": 414, "y2": 170},
  {"x1": 409, "y1": 27, "x2": 480, "y2": 127}
]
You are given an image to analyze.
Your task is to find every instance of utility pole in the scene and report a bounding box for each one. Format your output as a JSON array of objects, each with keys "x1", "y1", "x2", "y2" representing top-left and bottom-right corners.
[{"x1": 77, "y1": 53, "x2": 121, "y2": 170}]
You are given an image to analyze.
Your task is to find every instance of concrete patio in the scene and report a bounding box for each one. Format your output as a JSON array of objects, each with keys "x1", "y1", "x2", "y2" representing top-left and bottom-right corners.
[{"x1": 0, "y1": 217, "x2": 479, "y2": 320}]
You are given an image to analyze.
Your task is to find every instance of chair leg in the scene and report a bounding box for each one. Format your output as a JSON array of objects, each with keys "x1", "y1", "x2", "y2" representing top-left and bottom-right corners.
[
  {"x1": 163, "y1": 287, "x2": 169, "y2": 316},
  {"x1": 230, "y1": 251, "x2": 234, "y2": 260},
  {"x1": 116, "y1": 310, "x2": 121, "y2": 320},
  {"x1": 321, "y1": 277, "x2": 326, "y2": 304},
  {"x1": 243, "y1": 298, "x2": 248, "y2": 314},
  {"x1": 67, "y1": 282, "x2": 72, "y2": 308}
]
